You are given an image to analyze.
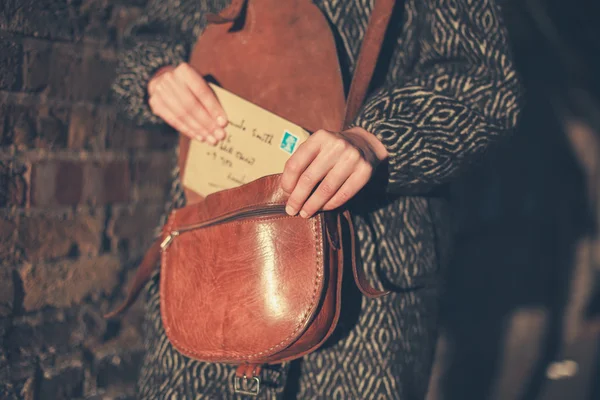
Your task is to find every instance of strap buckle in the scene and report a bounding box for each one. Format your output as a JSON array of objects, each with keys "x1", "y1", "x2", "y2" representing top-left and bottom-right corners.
[{"x1": 233, "y1": 375, "x2": 260, "y2": 396}]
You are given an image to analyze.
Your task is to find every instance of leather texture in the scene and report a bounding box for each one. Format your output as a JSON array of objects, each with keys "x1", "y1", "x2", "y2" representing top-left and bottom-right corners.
[
  {"x1": 107, "y1": 0, "x2": 394, "y2": 377},
  {"x1": 160, "y1": 174, "x2": 344, "y2": 364},
  {"x1": 342, "y1": 0, "x2": 394, "y2": 128}
]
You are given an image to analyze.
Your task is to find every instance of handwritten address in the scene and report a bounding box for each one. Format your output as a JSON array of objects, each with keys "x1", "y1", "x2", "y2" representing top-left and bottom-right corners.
[{"x1": 202, "y1": 117, "x2": 281, "y2": 185}]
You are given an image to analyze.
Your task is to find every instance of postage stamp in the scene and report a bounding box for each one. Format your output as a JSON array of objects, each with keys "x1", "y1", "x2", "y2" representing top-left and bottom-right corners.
[{"x1": 280, "y1": 131, "x2": 299, "y2": 154}]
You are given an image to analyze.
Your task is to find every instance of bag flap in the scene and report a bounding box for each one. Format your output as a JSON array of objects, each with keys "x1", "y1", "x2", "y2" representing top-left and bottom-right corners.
[
  {"x1": 181, "y1": 0, "x2": 346, "y2": 202},
  {"x1": 159, "y1": 175, "x2": 327, "y2": 362}
]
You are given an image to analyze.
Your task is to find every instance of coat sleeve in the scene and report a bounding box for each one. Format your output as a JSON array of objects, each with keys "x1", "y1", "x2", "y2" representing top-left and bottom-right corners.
[
  {"x1": 353, "y1": 0, "x2": 522, "y2": 194},
  {"x1": 112, "y1": 0, "x2": 220, "y2": 126}
]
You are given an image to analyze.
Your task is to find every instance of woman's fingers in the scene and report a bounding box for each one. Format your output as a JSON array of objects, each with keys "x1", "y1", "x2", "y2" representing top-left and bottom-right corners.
[
  {"x1": 169, "y1": 76, "x2": 225, "y2": 140},
  {"x1": 285, "y1": 151, "x2": 338, "y2": 217},
  {"x1": 281, "y1": 139, "x2": 321, "y2": 195},
  {"x1": 148, "y1": 95, "x2": 204, "y2": 142},
  {"x1": 175, "y1": 64, "x2": 228, "y2": 128},
  {"x1": 298, "y1": 155, "x2": 358, "y2": 218},
  {"x1": 148, "y1": 62, "x2": 228, "y2": 144},
  {"x1": 153, "y1": 76, "x2": 216, "y2": 144},
  {"x1": 322, "y1": 163, "x2": 372, "y2": 211},
  {"x1": 148, "y1": 84, "x2": 200, "y2": 138},
  {"x1": 281, "y1": 128, "x2": 381, "y2": 215},
  {"x1": 147, "y1": 65, "x2": 174, "y2": 97}
]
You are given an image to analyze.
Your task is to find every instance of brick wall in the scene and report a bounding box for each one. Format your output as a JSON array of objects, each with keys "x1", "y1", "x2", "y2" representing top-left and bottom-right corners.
[{"x1": 0, "y1": 1, "x2": 176, "y2": 398}]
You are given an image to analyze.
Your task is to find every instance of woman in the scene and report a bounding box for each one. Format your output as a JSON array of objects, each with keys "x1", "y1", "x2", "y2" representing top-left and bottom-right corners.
[{"x1": 113, "y1": 0, "x2": 521, "y2": 398}]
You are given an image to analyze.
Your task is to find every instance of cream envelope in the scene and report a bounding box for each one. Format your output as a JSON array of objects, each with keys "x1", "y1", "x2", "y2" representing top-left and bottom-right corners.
[{"x1": 182, "y1": 84, "x2": 311, "y2": 197}]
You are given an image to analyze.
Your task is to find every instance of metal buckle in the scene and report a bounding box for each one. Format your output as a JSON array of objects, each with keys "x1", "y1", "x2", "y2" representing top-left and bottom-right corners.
[{"x1": 233, "y1": 375, "x2": 261, "y2": 396}]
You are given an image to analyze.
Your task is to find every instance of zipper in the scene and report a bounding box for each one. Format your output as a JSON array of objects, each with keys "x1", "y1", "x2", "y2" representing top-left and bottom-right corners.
[{"x1": 160, "y1": 204, "x2": 289, "y2": 250}]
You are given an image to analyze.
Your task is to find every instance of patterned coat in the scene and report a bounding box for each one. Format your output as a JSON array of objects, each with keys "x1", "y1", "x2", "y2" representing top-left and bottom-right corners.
[{"x1": 113, "y1": 0, "x2": 521, "y2": 398}]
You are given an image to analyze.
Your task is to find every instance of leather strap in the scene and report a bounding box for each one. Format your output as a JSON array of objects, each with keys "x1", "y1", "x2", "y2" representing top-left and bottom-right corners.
[
  {"x1": 343, "y1": 0, "x2": 395, "y2": 128},
  {"x1": 235, "y1": 364, "x2": 262, "y2": 379},
  {"x1": 104, "y1": 240, "x2": 161, "y2": 318},
  {"x1": 342, "y1": 210, "x2": 390, "y2": 298}
]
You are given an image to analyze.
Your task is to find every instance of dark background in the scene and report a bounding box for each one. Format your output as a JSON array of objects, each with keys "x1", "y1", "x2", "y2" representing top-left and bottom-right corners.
[
  {"x1": 429, "y1": 0, "x2": 600, "y2": 398},
  {"x1": 0, "y1": 1, "x2": 176, "y2": 398},
  {"x1": 0, "y1": 0, "x2": 599, "y2": 399}
]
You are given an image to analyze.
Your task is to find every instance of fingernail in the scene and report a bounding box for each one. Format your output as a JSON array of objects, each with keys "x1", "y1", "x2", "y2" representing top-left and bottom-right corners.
[
  {"x1": 214, "y1": 128, "x2": 226, "y2": 140},
  {"x1": 217, "y1": 116, "x2": 227, "y2": 127},
  {"x1": 285, "y1": 205, "x2": 296, "y2": 216},
  {"x1": 300, "y1": 210, "x2": 309, "y2": 218},
  {"x1": 195, "y1": 135, "x2": 205, "y2": 142},
  {"x1": 206, "y1": 136, "x2": 217, "y2": 145}
]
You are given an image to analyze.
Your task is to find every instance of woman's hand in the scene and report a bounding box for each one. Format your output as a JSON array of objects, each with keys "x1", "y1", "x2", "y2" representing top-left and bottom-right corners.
[
  {"x1": 281, "y1": 127, "x2": 389, "y2": 218},
  {"x1": 147, "y1": 62, "x2": 228, "y2": 145}
]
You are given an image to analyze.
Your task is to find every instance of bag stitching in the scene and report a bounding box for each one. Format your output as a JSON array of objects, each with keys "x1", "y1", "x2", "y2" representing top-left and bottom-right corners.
[{"x1": 160, "y1": 213, "x2": 325, "y2": 362}]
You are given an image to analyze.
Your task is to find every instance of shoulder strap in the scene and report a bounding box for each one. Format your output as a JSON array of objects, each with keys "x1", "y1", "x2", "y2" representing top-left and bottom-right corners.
[
  {"x1": 343, "y1": 0, "x2": 395, "y2": 128},
  {"x1": 104, "y1": 240, "x2": 161, "y2": 318}
]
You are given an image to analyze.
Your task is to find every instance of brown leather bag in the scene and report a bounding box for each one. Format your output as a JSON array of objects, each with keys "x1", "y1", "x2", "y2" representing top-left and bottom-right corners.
[{"x1": 107, "y1": 0, "x2": 394, "y2": 396}]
